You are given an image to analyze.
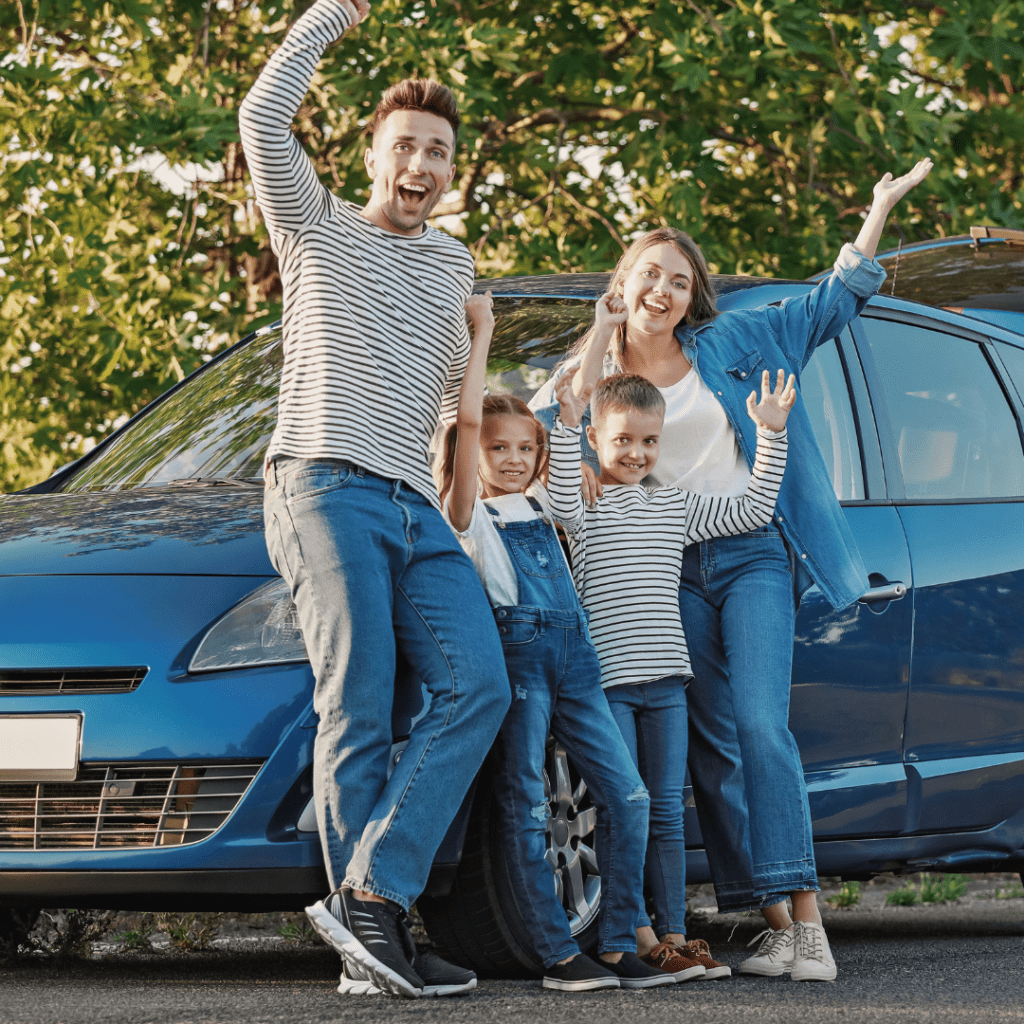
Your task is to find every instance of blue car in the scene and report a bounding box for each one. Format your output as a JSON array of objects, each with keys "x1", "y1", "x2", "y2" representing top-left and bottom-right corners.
[{"x1": 2, "y1": 271, "x2": 1024, "y2": 975}]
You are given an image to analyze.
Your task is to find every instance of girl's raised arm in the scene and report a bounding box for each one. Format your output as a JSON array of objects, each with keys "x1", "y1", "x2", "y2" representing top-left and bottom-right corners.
[
  {"x1": 853, "y1": 158, "x2": 933, "y2": 259},
  {"x1": 447, "y1": 292, "x2": 494, "y2": 533}
]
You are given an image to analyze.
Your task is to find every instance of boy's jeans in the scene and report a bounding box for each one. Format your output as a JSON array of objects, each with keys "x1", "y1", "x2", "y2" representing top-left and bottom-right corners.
[
  {"x1": 681, "y1": 524, "x2": 818, "y2": 911},
  {"x1": 264, "y1": 458, "x2": 511, "y2": 910},
  {"x1": 605, "y1": 676, "x2": 689, "y2": 935},
  {"x1": 492, "y1": 607, "x2": 650, "y2": 964}
]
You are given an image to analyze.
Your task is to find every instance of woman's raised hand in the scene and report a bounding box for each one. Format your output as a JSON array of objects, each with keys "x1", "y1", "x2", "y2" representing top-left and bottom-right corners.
[
  {"x1": 465, "y1": 291, "x2": 494, "y2": 341},
  {"x1": 595, "y1": 292, "x2": 628, "y2": 331},
  {"x1": 746, "y1": 369, "x2": 797, "y2": 433},
  {"x1": 872, "y1": 158, "x2": 933, "y2": 211},
  {"x1": 339, "y1": 0, "x2": 371, "y2": 23},
  {"x1": 555, "y1": 374, "x2": 593, "y2": 430}
]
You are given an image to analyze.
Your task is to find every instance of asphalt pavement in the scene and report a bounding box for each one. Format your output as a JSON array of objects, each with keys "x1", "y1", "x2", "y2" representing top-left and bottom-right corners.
[{"x1": 1, "y1": 896, "x2": 1021, "y2": 1024}]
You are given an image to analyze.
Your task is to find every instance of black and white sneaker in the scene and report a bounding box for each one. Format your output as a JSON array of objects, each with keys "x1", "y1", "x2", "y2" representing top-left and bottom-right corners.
[
  {"x1": 338, "y1": 951, "x2": 477, "y2": 997},
  {"x1": 306, "y1": 889, "x2": 424, "y2": 999},
  {"x1": 600, "y1": 951, "x2": 677, "y2": 989},
  {"x1": 542, "y1": 954, "x2": 621, "y2": 992}
]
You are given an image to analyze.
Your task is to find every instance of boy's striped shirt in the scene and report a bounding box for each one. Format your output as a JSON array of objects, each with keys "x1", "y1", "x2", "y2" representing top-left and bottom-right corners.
[
  {"x1": 238, "y1": 0, "x2": 473, "y2": 509},
  {"x1": 546, "y1": 419, "x2": 788, "y2": 689}
]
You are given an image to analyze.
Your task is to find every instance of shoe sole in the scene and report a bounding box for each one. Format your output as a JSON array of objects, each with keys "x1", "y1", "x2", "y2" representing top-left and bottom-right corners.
[
  {"x1": 542, "y1": 977, "x2": 621, "y2": 992},
  {"x1": 703, "y1": 966, "x2": 732, "y2": 980},
  {"x1": 306, "y1": 901, "x2": 422, "y2": 999},
  {"x1": 617, "y1": 974, "x2": 678, "y2": 989},
  {"x1": 670, "y1": 966, "x2": 706, "y2": 982},
  {"x1": 737, "y1": 962, "x2": 793, "y2": 977},
  {"x1": 338, "y1": 976, "x2": 478, "y2": 997},
  {"x1": 791, "y1": 964, "x2": 837, "y2": 982}
]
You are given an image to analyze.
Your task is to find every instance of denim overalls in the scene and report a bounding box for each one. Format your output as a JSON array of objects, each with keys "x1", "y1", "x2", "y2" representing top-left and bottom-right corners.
[{"x1": 484, "y1": 499, "x2": 650, "y2": 966}]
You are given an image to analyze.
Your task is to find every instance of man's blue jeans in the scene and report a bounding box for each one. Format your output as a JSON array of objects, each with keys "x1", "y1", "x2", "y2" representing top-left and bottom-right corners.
[
  {"x1": 264, "y1": 458, "x2": 510, "y2": 910},
  {"x1": 680, "y1": 524, "x2": 818, "y2": 912},
  {"x1": 605, "y1": 676, "x2": 689, "y2": 935},
  {"x1": 492, "y1": 608, "x2": 649, "y2": 964}
]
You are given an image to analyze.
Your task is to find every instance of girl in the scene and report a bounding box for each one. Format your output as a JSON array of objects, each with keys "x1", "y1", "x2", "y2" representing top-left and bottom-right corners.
[
  {"x1": 434, "y1": 293, "x2": 673, "y2": 992},
  {"x1": 531, "y1": 160, "x2": 933, "y2": 981}
]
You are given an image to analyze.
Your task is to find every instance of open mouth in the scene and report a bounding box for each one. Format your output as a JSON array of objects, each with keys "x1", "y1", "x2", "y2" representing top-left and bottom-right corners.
[
  {"x1": 398, "y1": 182, "x2": 430, "y2": 204},
  {"x1": 641, "y1": 299, "x2": 668, "y2": 315}
]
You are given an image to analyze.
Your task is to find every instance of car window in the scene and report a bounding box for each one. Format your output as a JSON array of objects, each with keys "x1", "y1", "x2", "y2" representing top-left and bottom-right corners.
[
  {"x1": 799, "y1": 337, "x2": 864, "y2": 501},
  {"x1": 63, "y1": 329, "x2": 282, "y2": 492},
  {"x1": 863, "y1": 318, "x2": 1024, "y2": 499},
  {"x1": 996, "y1": 341, "x2": 1024, "y2": 406}
]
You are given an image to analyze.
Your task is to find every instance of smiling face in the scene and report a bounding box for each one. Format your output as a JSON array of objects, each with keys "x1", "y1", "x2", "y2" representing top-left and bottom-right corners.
[
  {"x1": 362, "y1": 108, "x2": 456, "y2": 235},
  {"x1": 478, "y1": 415, "x2": 542, "y2": 498},
  {"x1": 619, "y1": 241, "x2": 696, "y2": 337},
  {"x1": 586, "y1": 406, "x2": 664, "y2": 486}
]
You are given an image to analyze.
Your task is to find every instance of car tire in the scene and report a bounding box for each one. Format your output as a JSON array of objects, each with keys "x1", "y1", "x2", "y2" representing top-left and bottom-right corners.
[
  {"x1": 0, "y1": 907, "x2": 40, "y2": 961},
  {"x1": 418, "y1": 739, "x2": 602, "y2": 978}
]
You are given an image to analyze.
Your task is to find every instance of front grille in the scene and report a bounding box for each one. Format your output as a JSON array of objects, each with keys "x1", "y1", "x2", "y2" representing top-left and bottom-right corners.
[
  {"x1": 0, "y1": 668, "x2": 148, "y2": 695},
  {"x1": 0, "y1": 762, "x2": 264, "y2": 849}
]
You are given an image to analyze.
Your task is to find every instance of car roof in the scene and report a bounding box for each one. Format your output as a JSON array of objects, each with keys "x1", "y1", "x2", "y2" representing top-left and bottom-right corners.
[{"x1": 479, "y1": 271, "x2": 805, "y2": 300}]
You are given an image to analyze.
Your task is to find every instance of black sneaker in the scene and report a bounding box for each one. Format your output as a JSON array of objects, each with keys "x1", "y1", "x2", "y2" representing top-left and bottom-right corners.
[
  {"x1": 601, "y1": 951, "x2": 677, "y2": 989},
  {"x1": 542, "y1": 954, "x2": 621, "y2": 992},
  {"x1": 306, "y1": 889, "x2": 424, "y2": 998},
  {"x1": 338, "y1": 951, "x2": 477, "y2": 997}
]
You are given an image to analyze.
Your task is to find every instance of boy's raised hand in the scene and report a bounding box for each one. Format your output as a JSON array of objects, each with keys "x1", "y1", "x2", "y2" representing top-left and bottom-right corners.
[
  {"x1": 555, "y1": 374, "x2": 594, "y2": 430},
  {"x1": 746, "y1": 369, "x2": 797, "y2": 432},
  {"x1": 595, "y1": 292, "x2": 628, "y2": 332},
  {"x1": 465, "y1": 291, "x2": 494, "y2": 341}
]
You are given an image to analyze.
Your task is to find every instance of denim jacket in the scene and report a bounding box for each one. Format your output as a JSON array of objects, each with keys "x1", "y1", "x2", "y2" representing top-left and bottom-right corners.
[{"x1": 529, "y1": 244, "x2": 886, "y2": 611}]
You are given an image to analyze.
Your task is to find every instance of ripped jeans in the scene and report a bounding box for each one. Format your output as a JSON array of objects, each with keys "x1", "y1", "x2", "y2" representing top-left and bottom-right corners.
[{"x1": 492, "y1": 606, "x2": 650, "y2": 965}]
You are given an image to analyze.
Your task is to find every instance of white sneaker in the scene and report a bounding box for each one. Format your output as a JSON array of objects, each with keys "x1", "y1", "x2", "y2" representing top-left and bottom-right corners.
[
  {"x1": 737, "y1": 926, "x2": 795, "y2": 976},
  {"x1": 791, "y1": 921, "x2": 837, "y2": 982}
]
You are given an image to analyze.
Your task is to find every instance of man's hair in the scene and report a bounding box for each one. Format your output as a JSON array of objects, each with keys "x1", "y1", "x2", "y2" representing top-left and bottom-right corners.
[
  {"x1": 592, "y1": 373, "x2": 666, "y2": 425},
  {"x1": 370, "y1": 78, "x2": 460, "y2": 149}
]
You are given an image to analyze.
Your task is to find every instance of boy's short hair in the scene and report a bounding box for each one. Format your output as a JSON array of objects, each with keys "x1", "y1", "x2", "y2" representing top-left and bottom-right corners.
[
  {"x1": 592, "y1": 373, "x2": 666, "y2": 425},
  {"x1": 370, "y1": 78, "x2": 460, "y2": 147}
]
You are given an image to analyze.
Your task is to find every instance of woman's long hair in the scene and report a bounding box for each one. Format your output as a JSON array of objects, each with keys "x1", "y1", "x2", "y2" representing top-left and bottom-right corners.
[
  {"x1": 566, "y1": 228, "x2": 719, "y2": 374},
  {"x1": 434, "y1": 394, "x2": 549, "y2": 509}
]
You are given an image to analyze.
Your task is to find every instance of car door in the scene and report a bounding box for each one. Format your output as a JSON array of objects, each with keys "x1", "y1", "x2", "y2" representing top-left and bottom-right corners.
[
  {"x1": 784, "y1": 332, "x2": 914, "y2": 840},
  {"x1": 855, "y1": 313, "x2": 1024, "y2": 836}
]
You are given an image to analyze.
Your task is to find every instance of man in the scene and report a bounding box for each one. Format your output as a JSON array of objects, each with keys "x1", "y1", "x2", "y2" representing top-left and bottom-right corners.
[{"x1": 239, "y1": 0, "x2": 510, "y2": 999}]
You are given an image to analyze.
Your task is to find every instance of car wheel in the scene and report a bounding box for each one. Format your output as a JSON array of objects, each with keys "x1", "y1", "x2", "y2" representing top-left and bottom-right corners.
[
  {"x1": 418, "y1": 739, "x2": 601, "y2": 977},
  {"x1": 0, "y1": 907, "x2": 41, "y2": 961}
]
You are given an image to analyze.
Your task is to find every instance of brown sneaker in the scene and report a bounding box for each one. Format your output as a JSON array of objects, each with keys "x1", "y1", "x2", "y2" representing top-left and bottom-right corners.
[
  {"x1": 676, "y1": 938, "x2": 732, "y2": 979},
  {"x1": 639, "y1": 942, "x2": 705, "y2": 982}
]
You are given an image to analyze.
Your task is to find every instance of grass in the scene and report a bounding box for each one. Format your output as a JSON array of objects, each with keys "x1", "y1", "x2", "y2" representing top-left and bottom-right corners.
[
  {"x1": 278, "y1": 919, "x2": 318, "y2": 942},
  {"x1": 886, "y1": 873, "x2": 969, "y2": 907},
  {"x1": 825, "y1": 881, "x2": 862, "y2": 908}
]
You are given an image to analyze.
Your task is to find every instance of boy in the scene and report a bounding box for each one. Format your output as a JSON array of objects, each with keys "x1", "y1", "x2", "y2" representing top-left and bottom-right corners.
[{"x1": 546, "y1": 336, "x2": 795, "y2": 977}]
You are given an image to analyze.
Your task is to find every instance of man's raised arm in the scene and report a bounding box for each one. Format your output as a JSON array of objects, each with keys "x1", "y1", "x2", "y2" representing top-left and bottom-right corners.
[{"x1": 238, "y1": 0, "x2": 366, "y2": 242}]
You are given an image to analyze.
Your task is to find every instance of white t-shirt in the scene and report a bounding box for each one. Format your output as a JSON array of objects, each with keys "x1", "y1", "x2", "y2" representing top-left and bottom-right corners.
[
  {"x1": 445, "y1": 485, "x2": 570, "y2": 608},
  {"x1": 644, "y1": 370, "x2": 751, "y2": 497}
]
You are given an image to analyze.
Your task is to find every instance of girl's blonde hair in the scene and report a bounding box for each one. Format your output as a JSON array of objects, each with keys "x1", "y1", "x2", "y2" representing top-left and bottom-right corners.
[
  {"x1": 566, "y1": 227, "x2": 718, "y2": 373},
  {"x1": 434, "y1": 394, "x2": 549, "y2": 509}
]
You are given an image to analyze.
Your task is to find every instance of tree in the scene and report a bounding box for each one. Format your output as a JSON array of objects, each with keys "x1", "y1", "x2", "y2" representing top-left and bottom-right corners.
[{"x1": 2, "y1": 0, "x2": 1022, "y2": 490}]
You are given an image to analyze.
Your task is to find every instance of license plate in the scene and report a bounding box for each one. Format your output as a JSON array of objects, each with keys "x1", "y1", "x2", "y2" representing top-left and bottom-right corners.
[{"x1": 0, "y1": 715, "x2": 82, "y2": 781}]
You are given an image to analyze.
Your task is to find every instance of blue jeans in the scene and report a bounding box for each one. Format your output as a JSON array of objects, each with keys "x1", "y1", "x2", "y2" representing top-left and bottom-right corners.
[
  {"x1": 264, "y1": 459, "x2": 510, "y2": 910},
  {"x1": 493, "y1": 607, "x2": 649, "y2": 964},
  {"x1": 680, "y1": 525, "x2": 817, "y2": 912},
  {"x1": 605, "y1": 677, "x2": 689, "y2": 936}
]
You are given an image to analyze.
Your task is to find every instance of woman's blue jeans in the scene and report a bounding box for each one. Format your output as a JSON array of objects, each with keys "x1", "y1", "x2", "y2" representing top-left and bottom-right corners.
[
  {"x1": 680, "y1": 524, "x2": 818, "y2": 912},
  {"x1": 605, "y1": 676, "x2": 689, "y2": 936},
  {"x1": 264, "y1": 458, "x2": 510, "y2": 910},
  {"x1": 493, "y1": 608, "x2": 650, "y2": 965}
]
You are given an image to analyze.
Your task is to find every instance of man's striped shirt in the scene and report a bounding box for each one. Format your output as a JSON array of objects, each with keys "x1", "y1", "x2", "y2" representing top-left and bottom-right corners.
[
  {"x1": 239, "y1": 0, "x2": 473, "y2": 508},
  {"x1": 547, "y1": 420, "x2": 788, "y2": 689}
]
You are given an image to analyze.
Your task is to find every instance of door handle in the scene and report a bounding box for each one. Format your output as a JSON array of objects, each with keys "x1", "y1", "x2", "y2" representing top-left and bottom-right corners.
[{"x1": 858, "y1": 582, "x2": 907, "y2": 604}]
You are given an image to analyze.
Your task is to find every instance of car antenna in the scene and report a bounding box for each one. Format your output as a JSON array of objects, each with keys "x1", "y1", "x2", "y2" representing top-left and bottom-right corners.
[{"x1": 890, "y1": 238, "x2": 902, "y2": 296}]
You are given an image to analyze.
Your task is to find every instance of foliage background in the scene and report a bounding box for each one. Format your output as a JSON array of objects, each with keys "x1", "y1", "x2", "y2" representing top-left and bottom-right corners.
[{"x1": 2, "y1": 0, "x2": 1023, "y2": 490}]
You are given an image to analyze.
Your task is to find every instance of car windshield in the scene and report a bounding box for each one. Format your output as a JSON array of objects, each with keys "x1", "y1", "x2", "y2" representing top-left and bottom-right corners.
[{"x1": 60, "y1": 299, "x2": 592, "y2": 493}]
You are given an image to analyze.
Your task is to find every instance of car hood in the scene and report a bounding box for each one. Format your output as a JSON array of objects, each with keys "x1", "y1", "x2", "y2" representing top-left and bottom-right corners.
[{"x1": 0, "y1": 488, "x2": 273, "y2": 576}]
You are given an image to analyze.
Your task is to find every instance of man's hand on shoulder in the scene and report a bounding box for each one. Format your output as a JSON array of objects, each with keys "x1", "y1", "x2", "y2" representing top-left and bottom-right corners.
[{"x1": 337, "y1": 0, "x2": 371, "y2": 28}]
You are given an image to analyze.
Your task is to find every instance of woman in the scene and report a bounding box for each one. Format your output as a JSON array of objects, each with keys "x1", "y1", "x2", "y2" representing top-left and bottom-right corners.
[{"x1": 530, "y1": 160, "x2": 932, "y2": 981}]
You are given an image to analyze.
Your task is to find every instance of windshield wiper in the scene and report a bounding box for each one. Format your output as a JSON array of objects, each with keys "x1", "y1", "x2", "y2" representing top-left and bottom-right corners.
[{"x1": 170, "y1": 477, "x2": 263, "y2": 488}]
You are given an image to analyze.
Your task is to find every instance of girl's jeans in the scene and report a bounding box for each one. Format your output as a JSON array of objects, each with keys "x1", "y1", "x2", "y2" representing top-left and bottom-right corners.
[
  {"x1": 605, "y1": 676, "x2": 689, "y2": 935},
  {"x1": 680, "y1": 524, "x2": 818, "y2": 912},
  {"x1": 264, "y1": 458, "x2": 510, "y2": 910},
  {"x1": 493, "y1": 606, "x2": 650, "y2": 965}
]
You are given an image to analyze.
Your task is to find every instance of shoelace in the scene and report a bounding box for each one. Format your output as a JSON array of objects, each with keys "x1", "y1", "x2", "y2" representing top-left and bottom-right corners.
[
  {"x1": 746, "y1": 926, "x2": 793, "y2": 958},
  {"x1": 680, "y1": 938, "x2": 713, "y2": 959},
  {"x1": 646, "y1": 942, "x2": 679, "y2": 967},
  {"x1": 795, "y1": 923, "x2": 828, "y2": 962}
]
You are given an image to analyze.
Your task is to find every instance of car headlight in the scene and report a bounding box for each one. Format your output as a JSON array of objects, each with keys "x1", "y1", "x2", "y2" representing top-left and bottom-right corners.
[{"x1": 189, "y1": 579, "x2": 309, "y2": 673}]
